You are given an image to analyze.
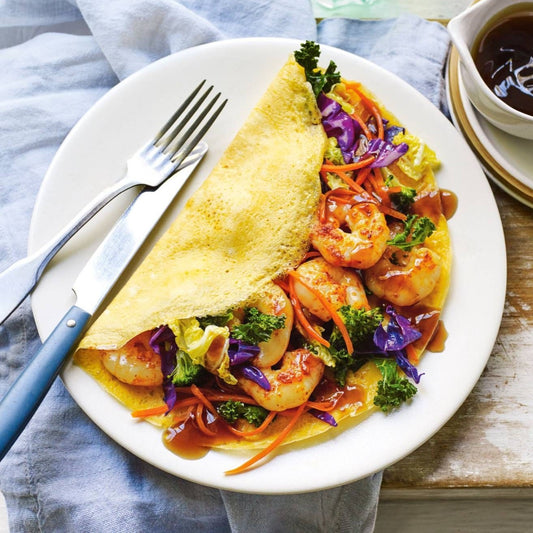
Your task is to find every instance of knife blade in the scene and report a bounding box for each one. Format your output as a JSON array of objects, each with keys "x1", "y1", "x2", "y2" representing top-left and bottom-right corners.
[{"x1": 0, "y1": 144, "x2": 207, "y2": 460}]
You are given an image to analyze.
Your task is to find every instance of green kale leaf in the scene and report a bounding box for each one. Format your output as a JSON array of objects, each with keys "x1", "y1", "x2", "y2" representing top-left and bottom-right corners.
[
  {"x1": 197, "y1": 311, "x2": 234, "y2": 329},
  {"x1": 231, "y1": 307, "x2": 285, "y2": 345},
  {"x1": 329, "y1": 306, "x2": 384, "y2": 386},
  {"x1": 389, "y1": 186, "x2": 417, "y2": 213},
  {"x1": 387, "y1": 214, "x2": 435, "y2": 251},
  {"x1": 373, "y1": 358, "x2": 417, "y2": 413},
  {"x1": 294, "y1": 41, "x2": 341, "y2": 97}
]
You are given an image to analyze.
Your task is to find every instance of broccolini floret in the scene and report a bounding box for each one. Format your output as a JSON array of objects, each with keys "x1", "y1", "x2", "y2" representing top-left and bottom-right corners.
[
  {"x1": 216, "y1": 401, "x2": 269, "y2": 427},
  {"x1": 373, "y1": 358, "x2": 417, "y2": 413},
  {"x1": 170, "y1": 349, "x2": 204, "y2": 386}
]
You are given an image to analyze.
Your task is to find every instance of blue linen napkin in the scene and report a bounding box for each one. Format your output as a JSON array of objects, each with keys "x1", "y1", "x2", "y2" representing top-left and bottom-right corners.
[{"x1": 0, "y1": 1, "x2": 450, "y2": 531}]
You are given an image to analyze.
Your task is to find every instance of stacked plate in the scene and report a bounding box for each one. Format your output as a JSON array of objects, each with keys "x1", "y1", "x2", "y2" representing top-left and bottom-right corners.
[{"x1": 446, "y1": 45, "x2": 533, "y2": 208}]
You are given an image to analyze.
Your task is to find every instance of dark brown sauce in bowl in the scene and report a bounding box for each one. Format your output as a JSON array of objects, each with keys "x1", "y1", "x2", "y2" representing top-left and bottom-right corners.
[{"x1": 473, "y1": 4, "x2": 533, "y2": 116}]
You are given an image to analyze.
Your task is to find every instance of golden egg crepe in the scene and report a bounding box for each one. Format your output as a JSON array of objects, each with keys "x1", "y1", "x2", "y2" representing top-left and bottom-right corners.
[
  {"x1": 74, "y1": 44, "x2": 453, "y2": 470},
  {"x1": 75, "y1": 54, "x2": 327, "y2": 415}
]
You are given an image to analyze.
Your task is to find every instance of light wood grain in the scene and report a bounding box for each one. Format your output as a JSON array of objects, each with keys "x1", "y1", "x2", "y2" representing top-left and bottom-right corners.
[
  {"x1": 383, "y1": 184, "x2": 533, "y2": 489},
  {"x1": 376, "y1": 488, "x2": 533, "y2": 532}
]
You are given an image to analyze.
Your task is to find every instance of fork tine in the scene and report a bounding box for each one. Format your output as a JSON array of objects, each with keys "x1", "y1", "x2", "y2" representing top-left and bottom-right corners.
[
  {"x1": 170, "y1": 97, "x2": 228, "y2": 168},
  {"x1": 165, "y1": 92, "x2": 220, "y2": 154},
  {"x1": 157, "y1": 85, "x2": 214, "y2": 151},
  {"x1": 152, "y1": 79, "x2": 206, "y2": 145}
]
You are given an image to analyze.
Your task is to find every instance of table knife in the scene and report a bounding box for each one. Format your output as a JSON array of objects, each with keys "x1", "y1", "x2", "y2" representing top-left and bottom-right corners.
[{"x1": 0, "y1": 145, "x2": 207, "y2": 460}]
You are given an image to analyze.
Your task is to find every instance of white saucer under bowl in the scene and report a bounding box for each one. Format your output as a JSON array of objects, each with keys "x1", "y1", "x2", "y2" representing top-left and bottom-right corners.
[{"x1": 446, "y1": 45, "x2": 533, "y2": 208}]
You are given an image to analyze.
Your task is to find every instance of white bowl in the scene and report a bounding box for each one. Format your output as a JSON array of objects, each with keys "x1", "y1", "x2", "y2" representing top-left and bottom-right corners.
[{"x1": 448, "y1": 0, "x2": 533, "y2": 139}]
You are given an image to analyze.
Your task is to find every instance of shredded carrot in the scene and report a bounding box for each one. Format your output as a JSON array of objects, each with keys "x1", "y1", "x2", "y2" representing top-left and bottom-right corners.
[
  {"x1": 224, "y1": 403, "x2": 306, "y2": 475},
  {"x1": 372, "y1": 167, "x2": 385, "y2": 189},
  {"x1": 320, "y1": 160, "x2": 366, "y2": 194},
  {"x1": 378, "y1": 204, "x2": 407, "y2": 221},
  {"x1": 288, "y1": 274, "x2": 330, "y2": 347},
  {"x1": 173, "y1": 396, "x2": 206, "y2": 409},
  {"x1": 345, "y1": 82, "x2": 384, "y2": 139},
  {"x1": 367, "y1": 171, "x2": 380, "y2": 195},
  {"x1": 355, "y1": 166, "x2": 372, "y2": 186},
  {"x1": 350, "y1": 110, "x2": 373, "y2": 139},
  {"x1": 195, "y1": 403, "x2": 218, "y2": 437},
  {"x1": 289, "y1": 271, "x2": 353, "y2": 354},
  {"x1": 335, "y1": 169, "x2": 366, "y2": 192},
  {"x1": 305, "y1": 400, "x2": 336, "y2": 411},
  {"x1": 274, "y1": 277, "x2": 290, "y2": 293},
  {"x1": 321, "y1": 156, "x2": 375, "y2": 173},
  {"x1": 131, "y1": 405, "x2": 168, "y2": 418},
  {"x1": 303, "y1": 250, "x2": 322, "y2": 261},
  {"x1": 386, "y1": 186, "x2": 403, "y2": 194},
  {"x1": 225, "y1": 411, "x2": 277, "y2": 437},
  {"x1": 201, "y1": 391, "x2": 260, "y2": 405},
  {"x1": 190, "y1": 384, "x2": 218, "y2": 416}
]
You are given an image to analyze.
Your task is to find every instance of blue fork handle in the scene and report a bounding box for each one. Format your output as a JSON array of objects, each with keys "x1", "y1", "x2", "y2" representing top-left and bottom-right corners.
[{"x1": 0, "y1": 305, "x2": 91, "y2": 460}]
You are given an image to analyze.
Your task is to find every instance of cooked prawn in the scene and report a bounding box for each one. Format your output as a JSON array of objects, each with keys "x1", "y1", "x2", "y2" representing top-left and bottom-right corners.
[
  {"x1": 311, "y1": 201, "x2": 389, "y2": 269},
  {"x1": 238, "y1": 349, "x2": 324, "y2": 411},
  {"x1": 251, "y1": 283, "x2": 294, "y2": 368},
  {"x1": 292, "y1": 257, "x2": 368, "y2": 322},
  {"x1": 101, "y1": 331, "x2": 163, "y2": 386},
  {"x1": 364, "y1": 246, "x2": 442, "y2": 307}
]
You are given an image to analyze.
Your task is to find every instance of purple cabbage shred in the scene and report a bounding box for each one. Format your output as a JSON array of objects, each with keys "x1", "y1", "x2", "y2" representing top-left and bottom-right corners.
[
  {"x1": 393, "y1": 350, "x2": 424, "y2": 384},
  {"x1": 150, "y1": 325, "x2": 178, "y2": 413},
  {"x1": 373, "y1": 306, "x2": 424, "y2": 383},
  {"x1": 317, "y1": 93, "x2": 360, "y2": 163},
  {"x1": 240, "y1": 365, "x2": 271, "y2": 391},
  {"x1": 373, "y1": 306, "x2": 422, "y2": 352},
  {"x1": 310, "y1": 409, "x2": 338, "y2": 427},
  {"x1": 384, "y1": 125, "x2": 405, "y2": 143},
  {"x1": 366, "y1": 138, "x2": 409, "y2": 168},
  {"x1": 228, "y1": 338, "x2": 260, "y2": 366}
]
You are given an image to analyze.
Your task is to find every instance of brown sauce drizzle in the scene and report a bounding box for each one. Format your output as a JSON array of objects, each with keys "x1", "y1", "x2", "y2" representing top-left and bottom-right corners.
[
  {"x1": 439, "y1": 189, "x2": 458, "y2": 220},
  {"x1": 391, "y1": 304, "x2": 444, "y2": 356},
  {"x1": 163, "y1": 413, "x2": 240, "y2": 459},
  {"x1": 313, "y1": 377, "x2": 364, "y2": 412},
  {"x1": 412, "y1": 189, "x2": 457, "y2": 222},
  {"x1": 427, "y1": 320, "x2": 448, "y2": 353}
]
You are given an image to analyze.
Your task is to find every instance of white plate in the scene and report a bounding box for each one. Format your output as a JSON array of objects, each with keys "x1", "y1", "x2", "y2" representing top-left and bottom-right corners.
[{"x1": 29, "y1": 37, "x2": 506, "y2": 494}]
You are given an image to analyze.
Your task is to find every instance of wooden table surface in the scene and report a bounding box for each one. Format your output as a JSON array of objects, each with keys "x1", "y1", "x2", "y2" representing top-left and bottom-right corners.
[{"x1": 383, "y1": 183, "x2": 533, "y2": 490}]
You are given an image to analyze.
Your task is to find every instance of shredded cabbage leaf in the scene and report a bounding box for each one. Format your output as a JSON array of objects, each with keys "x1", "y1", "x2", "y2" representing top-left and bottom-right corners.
[
  {"x1": 393, "y1": 132, "x2": 440, "y2": 180},
  {"x1": 169, "y1": 318, "x2": 236, "y2": 385}
]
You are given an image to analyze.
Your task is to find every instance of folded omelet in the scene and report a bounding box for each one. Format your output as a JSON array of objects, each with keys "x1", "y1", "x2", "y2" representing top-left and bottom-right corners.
[{"x1": 75, "y1": 56, "x2": 327, "y2": 414}]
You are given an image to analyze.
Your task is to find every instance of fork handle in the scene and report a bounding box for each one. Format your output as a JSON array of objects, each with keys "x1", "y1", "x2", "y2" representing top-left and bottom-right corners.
[{"x1": 0, "y1": 177, "x2": 135, "y2": 324}]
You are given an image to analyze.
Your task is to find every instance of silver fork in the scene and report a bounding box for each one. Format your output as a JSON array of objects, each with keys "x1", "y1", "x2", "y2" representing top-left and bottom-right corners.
[{"x1": 0, "y1": 81, "x2": 227, "y2": 325}]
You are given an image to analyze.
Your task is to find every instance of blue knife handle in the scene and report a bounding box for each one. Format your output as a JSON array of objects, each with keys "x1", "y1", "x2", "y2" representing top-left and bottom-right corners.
[{"x1": 0, "y1": 305, "x2": 91, "y2": 460}]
